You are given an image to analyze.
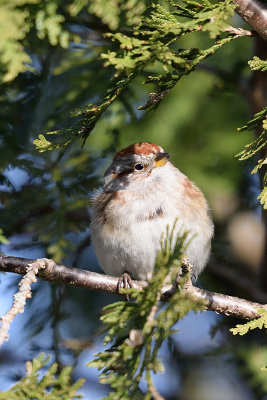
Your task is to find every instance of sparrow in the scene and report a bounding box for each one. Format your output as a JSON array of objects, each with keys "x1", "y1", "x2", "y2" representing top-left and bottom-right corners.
[{"x1": 91, "y1": 142, "x2": 213, "y2": 284}]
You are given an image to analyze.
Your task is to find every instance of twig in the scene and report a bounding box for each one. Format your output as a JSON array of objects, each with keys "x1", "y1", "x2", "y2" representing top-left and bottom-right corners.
[
  {"x1": 138, "y1": 90, "x2": 170, "y2": 111},
  {"x1": 148, "y1": 380, "x2": 165, "y2": 400},
  {"x1": 224, "y1": 26, "x2": 255, "y2": 37},
  {"x1": 0, "y1": 259, "x2": 47, "y2": 347},
  {"x1": 0, "y1": 255, "x2": 267, "y2": 320}
]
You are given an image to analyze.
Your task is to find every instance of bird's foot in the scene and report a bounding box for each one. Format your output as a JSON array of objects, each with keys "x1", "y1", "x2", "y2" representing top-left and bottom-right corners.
[{"x1": 117, "y1": 272, "x2": 133, "y2": 301}]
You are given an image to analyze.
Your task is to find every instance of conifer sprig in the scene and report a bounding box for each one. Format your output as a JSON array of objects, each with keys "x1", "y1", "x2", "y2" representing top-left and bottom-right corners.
[
  {"x1": 237, "y1": 107, "x2": 267, "y2": 208},
  {"x1": 35, "y1": 0, "x2": 240, "y2": 151},
  {"x1": 88, "y1": 224, "x2": 204, "y2": 399},
  {"x1": 0, "y1": 353, "x2": 84, "y2": 400}
]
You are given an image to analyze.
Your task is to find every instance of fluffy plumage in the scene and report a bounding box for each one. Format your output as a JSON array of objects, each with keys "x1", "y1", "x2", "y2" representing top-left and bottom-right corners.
[{"x1": 91, "y1": 142, "x2": 214, "y2": 280}]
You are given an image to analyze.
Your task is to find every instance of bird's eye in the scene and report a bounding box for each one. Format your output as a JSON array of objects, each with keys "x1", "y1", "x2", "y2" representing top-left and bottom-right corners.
[{"x1": 134, "y1": 163, "x2": 144, "y2": 171}]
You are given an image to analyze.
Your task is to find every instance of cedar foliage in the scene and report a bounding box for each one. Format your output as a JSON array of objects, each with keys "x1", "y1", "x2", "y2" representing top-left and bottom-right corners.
[
  {"x1": 0, "y1": 353, "x2": 84, "y2": 399},
  {"x1": 237, "y1": 108, "x2": 267, "y2": 209},
  {"x1": 88, "y1": 227, "x2": 203, "y2": 399},
  {"x1": 33, "y1": 0, "x2": 237, "y2": 151}
]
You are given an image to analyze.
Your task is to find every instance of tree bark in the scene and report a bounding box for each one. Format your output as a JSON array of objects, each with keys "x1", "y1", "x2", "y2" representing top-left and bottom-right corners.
[
  {"x1": 234, "y1": 0, "x2": 267, "y2": 41},
  {"x1": 0, "y1": 255, "x2": 266, "y2": 321}
]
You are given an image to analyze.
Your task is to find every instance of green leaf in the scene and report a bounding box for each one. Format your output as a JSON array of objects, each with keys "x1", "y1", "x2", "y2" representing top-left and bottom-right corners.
[
  {"x1": 33, "y1": 134, "x2": 54, "y2": 152},
  {"x1": 249, "y1": 56, "x2": 267, "y2": 72},
  {"x1": 230, "y1": 309, "x2": 267, "y2": 336},
  {"x1": 88, "y1": 0, "x2": 146, "y2": 30},
  {"x1": 237, "y1": 130, "x2": 267, "y2": 165},
  {"x1": 237, "y1": 110, "x2": 267, "y2": 208},
  {"x1": 238, "y1": 107, "x2": 267, "y2": 132},
  {"x1": 0, "y1": 228, "x2": 9, "y2": 244},
  {"x1": 258, "y1": 185, "x2": 267, "y2": 210},
  {"x1": 0, "y1": 1, "x2": 80, "y2": 82},
  {"x1": 0, "y1": 353, "x2": 84, "y2": 399},
  {"x1": 34, "y1": 73, "x2": 136, "y2": 151}
]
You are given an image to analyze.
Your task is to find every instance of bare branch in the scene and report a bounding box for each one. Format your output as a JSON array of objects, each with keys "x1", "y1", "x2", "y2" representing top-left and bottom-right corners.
[
  {"x1": 224, "y1": 26, "x2": 255, "y2": 37},
  {"x1": 233, "y1": 0, "x2": 267, "y2": 41},
  {"x1": 0, "y1": 259, "x2": 45, "y2": 347},
  {"x1": 0, "y1": 255, "x2": 267, "y2": 320},
  {"x1": 183, "y1": 280, "x2": 267, "y2": 320}
]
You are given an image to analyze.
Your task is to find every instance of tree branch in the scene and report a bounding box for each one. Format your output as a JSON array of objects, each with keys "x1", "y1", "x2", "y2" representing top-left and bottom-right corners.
[
  {"x1": 0, "y1": 260, "x2": 45, "y2": 347},
  {"x1": 233, "y1": 0, "x2": 267, "y2": 41},
  {"x1": 0, "y1": 255, "x2": 266, "y2": 320}
]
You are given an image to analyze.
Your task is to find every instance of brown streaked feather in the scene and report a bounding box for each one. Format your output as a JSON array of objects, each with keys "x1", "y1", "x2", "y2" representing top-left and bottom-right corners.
[
  {"x1": 181, "y1": 177, "x2": 208, "y2": 219},
  {"x1": 95, "y1": 191, "x2": 126, "y2": 214},
  {"x1": 94, "y1": 192, "x2": 126, "y2": 234},
  {"x1": 183, "y1": 177, "x2": 205, "y2": 201},
  {"x1": 94, "y1": 192, "x2": 114, "y2": 215}
]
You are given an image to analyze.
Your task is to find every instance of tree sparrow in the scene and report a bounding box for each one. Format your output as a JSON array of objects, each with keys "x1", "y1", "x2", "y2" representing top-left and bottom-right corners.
[{"x1": 91, "y1": 142, "x2": 213, "y2": 283}]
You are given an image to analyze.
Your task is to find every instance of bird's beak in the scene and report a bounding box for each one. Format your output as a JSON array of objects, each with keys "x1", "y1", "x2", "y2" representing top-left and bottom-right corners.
[{"x1": 154, "y1": 152, "x2": 171, "y2": 167}]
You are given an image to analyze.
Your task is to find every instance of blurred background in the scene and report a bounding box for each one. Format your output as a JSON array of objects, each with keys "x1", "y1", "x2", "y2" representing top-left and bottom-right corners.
[{"x1": 0, "y1": 1, "x2": 266, "y2": 399}]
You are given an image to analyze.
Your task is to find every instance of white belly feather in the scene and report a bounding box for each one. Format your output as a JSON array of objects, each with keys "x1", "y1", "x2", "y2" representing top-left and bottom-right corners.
[{"x1": 91, "y1": 187, "x2": 212, "y2": 280}]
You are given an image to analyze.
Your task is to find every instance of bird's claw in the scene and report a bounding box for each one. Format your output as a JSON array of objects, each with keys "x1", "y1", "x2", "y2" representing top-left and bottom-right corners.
[{"x1": 117, "y1": 272, "x2": 133, "y2": 301}]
